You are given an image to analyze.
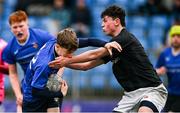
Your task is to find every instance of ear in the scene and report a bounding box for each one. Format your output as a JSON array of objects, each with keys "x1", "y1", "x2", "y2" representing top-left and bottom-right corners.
[
  {"x1": 114, "y1": 18, "x2": 120, "y2": 26},
  {"x1": 55, "y1": 43, "x2": 61, "y2": 48}
]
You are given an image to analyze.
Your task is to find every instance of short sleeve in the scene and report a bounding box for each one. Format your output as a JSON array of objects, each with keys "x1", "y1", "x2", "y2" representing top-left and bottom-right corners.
[{"x1": 2, "y1": 45, "x2": 16, "y2": 64}]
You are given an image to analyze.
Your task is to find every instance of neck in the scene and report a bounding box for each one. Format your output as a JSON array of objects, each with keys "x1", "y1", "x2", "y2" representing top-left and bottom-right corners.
[
  {"x1": 113, "y1": 26, "x2": 124, "y2": 37},
  {"x1": 172, "y1": 47, "x2": 180, "y2": 56},
  {"x1": 18, "y1": 38, "x2": 27, "y2": 44},
  {"x1": 18, "y1": 31, "x2": 29, "y2": 44}
]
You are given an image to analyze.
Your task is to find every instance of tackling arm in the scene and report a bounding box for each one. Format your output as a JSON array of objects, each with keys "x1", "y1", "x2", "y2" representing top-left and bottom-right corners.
[
  {"x1": 67, "y1": 59, "x2": 104, "y2": 71},
  {"x1": 49, "y1": 47, "x2": 109, "y2": 68}
]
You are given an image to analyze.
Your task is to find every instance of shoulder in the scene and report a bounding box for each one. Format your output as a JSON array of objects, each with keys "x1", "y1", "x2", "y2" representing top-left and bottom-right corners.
[
  {"x1": 30, "y1": 28, "x2": 49, "y2": 36},
  {"x1": 3, "y1": 37, "x2": 17, "y2": 51},
  {"x1": 158, "y1": 47, "x2": 171, "y2": 57},
  {"x1": 30, "y1": 28, "x2": 55, "y2": 42},
  {"x1": 162, "y1": 47, "x2": 171, "y2": 53}
]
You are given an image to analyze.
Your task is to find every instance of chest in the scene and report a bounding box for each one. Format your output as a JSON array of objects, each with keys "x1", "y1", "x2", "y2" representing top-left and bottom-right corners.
[
  {"x1": 165, "y1": 55, "x2": 180, "y2": 74},
  {"x1": 12, "y1": 40, "x2": 42, "y2": 64}
]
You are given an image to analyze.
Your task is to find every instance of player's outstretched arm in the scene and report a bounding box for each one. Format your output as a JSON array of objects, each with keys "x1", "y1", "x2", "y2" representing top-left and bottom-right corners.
[
  {"x1": 67, "y1": 59, "x2": 104, "y2": 71},
  {"x1": 49, "y1": 47, "x2": 108, "y2": 69},
  {"x1": 49, "y1": 41, "x2": 122, "y2": 69}
]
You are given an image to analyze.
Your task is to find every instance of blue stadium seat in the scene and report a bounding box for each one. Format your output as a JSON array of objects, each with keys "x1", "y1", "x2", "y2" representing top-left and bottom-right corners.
[
  {"x1": 131, "y1": 16, "x2": 148, "y2": 29},
  {"x1": 63, "y1": 68, "x2": 73, "y2": 87},
  {"x1": 147, "y1": 26, "x2": 164, "y2": 49},
  {"x1": 90, "y1": 73, "x2": 106, "y2": 89},
  {"x1": 113, "y1": 0, "x2": 128, "y2": 10},
  {"x1": 129, "y1": 27, "x2": 145, "y2": 40},
  {"x1": 148, "y1": 53, "x2": 157, "y2": 66},
  {"x1": 150, "y1": 15, "x2": 170, "y2": 28},
  {"x1": 91, "y1": 0, "x2": 111, "y2": 6},
  {"x1": 90, "y1": 65, "x2": 109, "y2": 89},
  {"x1": 127, "y1": 0, "x2": 147, "y2": 11},
  {"x1": 129, "y1": 27, "x2": 148, "y2": 50},
  {"x1": 109, "y1": 74, "x2": 121, "y2": 89},
  {"x1": 79, "y1": 71, "x2": 89, "y2": 89}
]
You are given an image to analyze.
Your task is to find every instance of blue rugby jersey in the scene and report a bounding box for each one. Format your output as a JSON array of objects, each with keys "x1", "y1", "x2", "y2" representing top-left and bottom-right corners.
[
  {"x1": 156, "y1": 47, "x2": 180, "y2": 95},
  {"x1": 2, "y1": 28, "x2": 55, "y2": 73},
  {"x1": 23, "y1": 40, "x2": 58, "y2": 102}
]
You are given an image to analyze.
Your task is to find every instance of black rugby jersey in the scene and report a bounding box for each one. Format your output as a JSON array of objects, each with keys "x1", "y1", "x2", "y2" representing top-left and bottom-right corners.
[{"x1": 103, "y1": 28, "x2": 162, "y2": 92}]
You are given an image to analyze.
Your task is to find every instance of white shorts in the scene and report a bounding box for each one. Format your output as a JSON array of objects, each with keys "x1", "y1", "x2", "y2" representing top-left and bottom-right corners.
[{"x1": 113, "y1": 83, "x2": 168, "y2": 113}]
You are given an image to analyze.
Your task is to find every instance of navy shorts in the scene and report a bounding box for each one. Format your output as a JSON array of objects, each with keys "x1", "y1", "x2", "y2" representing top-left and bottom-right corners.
[
  {"x1": 163, "y1": 94, "x2": 180, "y2": 112},
  {"x1": 22, "y1": 97, "x2": 63, "y2": 112}
]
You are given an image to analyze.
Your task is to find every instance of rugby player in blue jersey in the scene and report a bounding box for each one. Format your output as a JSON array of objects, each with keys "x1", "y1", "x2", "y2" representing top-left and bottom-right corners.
[
  {"x1": 3, "y1": 10, "x2": 121, "y2": 112},
  {"x1": 156, "y1": 25, "x2": 180, "y2": 112},
  {"x1": 22, "y1": 29, "x2": 73, "y2": 112},
  {"x1": 2, "y1": 10, "x2": 55, "y2": 112},
  {"x1": 22, "y1": 28, "x2": 121, "y2": 112}
]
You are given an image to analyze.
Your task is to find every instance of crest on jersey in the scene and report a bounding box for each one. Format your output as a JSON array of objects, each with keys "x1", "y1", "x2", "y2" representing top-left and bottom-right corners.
[{"x1": 32, "y1": 42, "x2": 38, "y2": 49}]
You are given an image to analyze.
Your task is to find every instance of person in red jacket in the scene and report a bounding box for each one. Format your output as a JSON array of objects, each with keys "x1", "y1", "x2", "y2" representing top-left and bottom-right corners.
[{"x1": 0, "y1": 38, "x2": 9, "y2": 111}]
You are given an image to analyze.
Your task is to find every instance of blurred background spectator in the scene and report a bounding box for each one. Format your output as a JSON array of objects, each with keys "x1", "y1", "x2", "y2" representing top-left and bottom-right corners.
[
  {"x1": 171, "y1": 0, "x2": 180, "y2": 18},
  {"x1": 71, "y1": 0, "x2": 92, "y2": 38},
  {"x1": 48, "y1": 0, "x2": 71, "y2": 34},
  {"x1": 14, "y1": 0, "x2": 52, "y2": 16},
  {"x1": 138, "y1": 0, "x2": 170, "y2": 15}
]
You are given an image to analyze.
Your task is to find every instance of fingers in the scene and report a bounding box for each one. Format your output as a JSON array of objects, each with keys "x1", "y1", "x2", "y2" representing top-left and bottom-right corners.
[
  {"x1": 112, "y1": 41, "x2": 122, "y2": 52},
  {"x1": 17, "y1": 105, "x2": 22, "y2": 112},
  {"x1": 49, "y1": 59, "x2": 60, "y2": 65},
  {"x1": 105, "y1": 41, "x2": 122, "y2": 53},
  {"x1": 16, "y1": 97, "x2": 23, "y2": 106},
  {"x1": 49, "y1": 56, "x2": 68, "y2": 69},
  {"x1": 107, "y1": 48, "x2": 112, "y2": 56},
  {"x1": 48, "y1": 60, "x2": 62, "y2": 68}
]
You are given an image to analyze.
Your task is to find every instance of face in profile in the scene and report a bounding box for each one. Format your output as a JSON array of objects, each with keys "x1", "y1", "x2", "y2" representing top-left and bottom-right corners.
[
  {"x1": 101, "y1": 16, "x2": 117, "y2": 37},
  {"x1": 55, "y1": 44, "x2": 74, "y2": 58}
]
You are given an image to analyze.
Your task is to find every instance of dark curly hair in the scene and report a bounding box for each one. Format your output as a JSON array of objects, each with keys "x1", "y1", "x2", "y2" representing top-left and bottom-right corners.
[{"x1": 101, "y1": 5, "x2": 126, "y2": 27}]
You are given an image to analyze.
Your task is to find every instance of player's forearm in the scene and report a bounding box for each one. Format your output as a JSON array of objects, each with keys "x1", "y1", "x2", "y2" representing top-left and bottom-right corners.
[
  {"x1": 67, "y1": 60, "x2": 104, "y2": 71},
  {"x1": 69, "y1": 47, "x2": 108, "y2": 64},
  {"x1": 67, "y1": 63, "x2": 92, "y2": 71},
  {"x1": 9, "y1": 74, "x2": 22, "y2": 97}
]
